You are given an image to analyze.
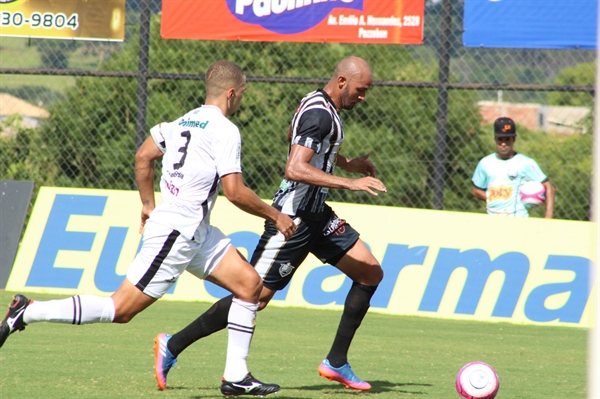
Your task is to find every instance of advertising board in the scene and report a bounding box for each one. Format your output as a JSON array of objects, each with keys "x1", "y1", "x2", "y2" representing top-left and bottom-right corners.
[
  {"x1": 161, "y1": 0, "x2": 424, "y2": 44},
  {"x1": 8, "y1": 187, "x2": 596, "y2": 328},
  {"x1": 0, "y1": 0, "x2": 125, "y2": 41}
]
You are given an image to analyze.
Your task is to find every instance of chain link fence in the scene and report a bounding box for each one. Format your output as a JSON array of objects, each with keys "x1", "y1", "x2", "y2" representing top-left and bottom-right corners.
[{"x1": 1, "y1": 0, "x2": 594, "y2": 221}]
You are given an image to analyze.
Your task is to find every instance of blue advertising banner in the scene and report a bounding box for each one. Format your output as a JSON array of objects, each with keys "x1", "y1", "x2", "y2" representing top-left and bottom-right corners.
[{"x1": 463, "y1": 0, "x2": 597, "y2": 49}]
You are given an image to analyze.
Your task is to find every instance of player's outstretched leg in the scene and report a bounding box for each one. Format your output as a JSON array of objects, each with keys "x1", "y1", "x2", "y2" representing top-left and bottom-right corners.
[
  {"x1": 220, "y1": 372, "x2": 280, "y2": 397},
  {"x1": 318, "y1": 359, "x2": 371, "y2": 391},
  {"x1": 153, "y1": 333, "x2": 178, "y2": 390},
  {"x1": 0, "y1": 294, "x2": 32, "y2": 348}
]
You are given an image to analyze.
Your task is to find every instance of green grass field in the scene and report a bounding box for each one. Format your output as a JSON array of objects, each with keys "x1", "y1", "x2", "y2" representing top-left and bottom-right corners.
[{"x1": 0, "y1": 291, "x2": 587, "y2": 399}]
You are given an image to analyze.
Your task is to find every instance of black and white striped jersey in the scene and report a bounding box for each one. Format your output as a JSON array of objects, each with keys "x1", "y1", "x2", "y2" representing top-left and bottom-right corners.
[{"x1": 272, "y1": 89, "x2": 344, "y2": 216}]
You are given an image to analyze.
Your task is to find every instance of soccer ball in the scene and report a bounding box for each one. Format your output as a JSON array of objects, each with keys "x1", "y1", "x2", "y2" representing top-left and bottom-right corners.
[
  {"x1": 519, "y1": 181, "x2": 546, "y2": 206},
  {"x1": 455, "y1": 361, "x2": 499, "y2": 399}
]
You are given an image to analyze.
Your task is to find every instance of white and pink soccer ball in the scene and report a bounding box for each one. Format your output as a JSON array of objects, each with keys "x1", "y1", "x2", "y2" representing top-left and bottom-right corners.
[
  {"x1": 456, "y1": 361, "x2": 500, "y2": 399},
  {"x1": 519, "y1": 181, "x2": 546, "y2": 206}
]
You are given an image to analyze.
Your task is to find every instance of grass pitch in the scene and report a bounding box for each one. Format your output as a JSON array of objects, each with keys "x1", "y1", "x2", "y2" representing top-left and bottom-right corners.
[{"x1": 0, "y1": 291, "x2": 587, "y2": 398}]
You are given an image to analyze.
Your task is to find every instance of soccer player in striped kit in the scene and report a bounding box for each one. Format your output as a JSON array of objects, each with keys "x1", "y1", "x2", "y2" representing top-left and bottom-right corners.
[
  {"x1": 0, "y1": 60, "x2": 297, "y2": 396},
  {"x1": 155, "y1": 56, "x2": 387, "y2": 392}
]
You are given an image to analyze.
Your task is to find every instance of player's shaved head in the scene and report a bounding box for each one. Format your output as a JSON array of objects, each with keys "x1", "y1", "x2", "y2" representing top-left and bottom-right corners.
[
  {"x1": 333, "y1": 56, "x2": 372, "y2": 82},
  {"x1": 205, "y1": 60, "x2": 245, "y2": 98},
  {"x1": 325, "y1": 56, "x2": 372, "y2": 111}
]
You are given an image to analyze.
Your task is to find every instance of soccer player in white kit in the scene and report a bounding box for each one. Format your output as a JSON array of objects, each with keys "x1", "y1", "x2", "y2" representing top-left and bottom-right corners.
[{"x1": 0, "y1": 60, "x2": 297, "y2": 396}]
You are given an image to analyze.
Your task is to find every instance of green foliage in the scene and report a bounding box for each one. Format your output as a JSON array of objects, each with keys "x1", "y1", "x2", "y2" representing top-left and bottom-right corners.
[
  {"x1": 32, "y1": 38, "x2": 79, "y2": 69},
  {"x1": 516, "y1": 130, "x2": 592, "y2": 220},
  {"x1": 548, "y1": 62, "x2": 595, "y2": 107},
  {"x1": 1, "y1": 15, "x2": 593, "y2": 220},
  {"x1": 37, "y1": 76, "x2": 138, "y2": 189},
  {"x1": 0, "y1": 116, "x2": 60, "y2": 187}
]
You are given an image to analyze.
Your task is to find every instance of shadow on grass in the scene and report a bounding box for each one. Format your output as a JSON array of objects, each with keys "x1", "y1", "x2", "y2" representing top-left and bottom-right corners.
[
  {"x1": 286, "y1": 380, "x2": 433, "y2": 395},
  {"x1": 181, "y1": 380, "x2": 433, "y2": 398},
  {"x1": 187, "y1": 388, "x2": 306, "y2": 399}
]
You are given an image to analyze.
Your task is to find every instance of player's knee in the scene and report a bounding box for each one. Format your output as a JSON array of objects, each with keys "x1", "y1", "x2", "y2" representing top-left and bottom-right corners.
[
  {"x1": 250, "y1": 278, "x2": 262, "y2": 301},
  {"x1": 236, "y1": 273, "x2": 262, "y2": 303},
  {"x1": 365, "y1": 264, "x2": 384, "y2": 286}
]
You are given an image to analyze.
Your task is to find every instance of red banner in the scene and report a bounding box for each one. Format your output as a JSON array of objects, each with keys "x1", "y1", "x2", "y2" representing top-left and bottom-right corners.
[{"x1": 161, "y1": 0, "x2": 424, "y2": 45}]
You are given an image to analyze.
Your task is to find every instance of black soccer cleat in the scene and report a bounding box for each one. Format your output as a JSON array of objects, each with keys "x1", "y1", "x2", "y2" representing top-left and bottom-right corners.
[
  {"x1": 220, "y1": 373, "x2": 280, "y2": 397},
  {"x1": 0, "y1": 294, "x2": 32, "y2": 348}
]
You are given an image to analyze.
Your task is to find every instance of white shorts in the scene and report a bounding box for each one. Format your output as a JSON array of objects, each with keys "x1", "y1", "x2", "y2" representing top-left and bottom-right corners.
[{"x1": 126, "y1": 220, "x2": 232, "y2": 298}]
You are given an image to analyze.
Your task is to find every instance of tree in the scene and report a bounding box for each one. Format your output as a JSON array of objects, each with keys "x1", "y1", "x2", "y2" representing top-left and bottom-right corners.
[
  {"x1": 548, "y1": 61, "x2": 594, "y2": 107},
  {"x1": 33, "y1": 39, "x2": 79, "y2": 70}
]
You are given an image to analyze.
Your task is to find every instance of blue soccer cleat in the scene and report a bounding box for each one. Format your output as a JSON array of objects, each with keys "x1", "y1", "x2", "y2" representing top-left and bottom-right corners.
[
  {"x1": 318, "y1": 358, "x2": 371, "y2": 391},
  {"x1": 153, "y1": 333, "x2": 177, "y2": 390}
]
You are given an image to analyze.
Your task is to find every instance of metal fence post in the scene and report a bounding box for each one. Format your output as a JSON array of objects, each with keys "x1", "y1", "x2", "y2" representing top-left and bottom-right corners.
[
  {"x1": 134, "y1": 0, "x2": 151, "y2": 188},
  {"x1": 433, "y1": 0, "x2": 453, "y2": 210}
]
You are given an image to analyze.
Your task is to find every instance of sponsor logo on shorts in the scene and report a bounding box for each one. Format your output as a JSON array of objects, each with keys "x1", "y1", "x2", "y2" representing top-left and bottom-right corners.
[
  {"x1": 164, "y1": 277, "x2": 177, "y2": 283},
  {"x1": 279, "y1": 262, "x2": 294, "y2": 278},
  {"x1": 323, "y1": 216, "x2": 346, "y2": 236}
]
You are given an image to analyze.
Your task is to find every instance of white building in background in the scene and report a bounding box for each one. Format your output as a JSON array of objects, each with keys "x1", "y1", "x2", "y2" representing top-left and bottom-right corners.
[{"x1": 0, "y1": 93, "x2": 50, "y2": 138}]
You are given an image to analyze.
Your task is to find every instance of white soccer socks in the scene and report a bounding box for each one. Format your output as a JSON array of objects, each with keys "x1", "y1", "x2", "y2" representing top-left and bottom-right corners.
[
  {"x1": 223, "y1": 297, "x2": 258, "y2": 382},
  {"x1": 23, "y1": 295, "x2": 115, "y2": 325}
]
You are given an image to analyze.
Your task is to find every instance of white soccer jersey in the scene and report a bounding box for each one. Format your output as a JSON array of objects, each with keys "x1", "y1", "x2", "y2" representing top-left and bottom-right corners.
[
  {"x1": 148, "y1": 105, "x2": 242, "y2": 239},
  {"x1": 471, "y1": 152, "x2": 548, "y2": 217}
]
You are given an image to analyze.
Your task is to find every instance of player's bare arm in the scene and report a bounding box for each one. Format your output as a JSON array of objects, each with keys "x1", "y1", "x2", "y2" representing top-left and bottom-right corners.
[
  {"x1": 285, "y1": 144, "x2": 386, "y2": 196},
  {"x1": 471, "y1": 186, "x2": 486, "y2": 201},
  {"x1": 542, "y1": 180, "x2": 555, "y2": 219},
  {"x1": 336, "y1": 153, "x2": 377, "y2": 177},
  {"x1": 135, "y1": 136, "x2": 163, "y2": 232},
  {"x1": 221, "y1": 172, "x2": 297, "y2": 239}
]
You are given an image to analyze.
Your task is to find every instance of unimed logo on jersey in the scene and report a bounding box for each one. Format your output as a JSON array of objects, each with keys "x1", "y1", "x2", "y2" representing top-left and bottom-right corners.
[{"x1": 227, "y1": 0, "x2": 363, "y2": 34}]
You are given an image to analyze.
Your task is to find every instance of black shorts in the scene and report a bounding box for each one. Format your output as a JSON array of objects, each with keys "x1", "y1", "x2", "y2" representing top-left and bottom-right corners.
[{"x1": 250, "y1": 205, "x2": 360, "y2": 291}]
